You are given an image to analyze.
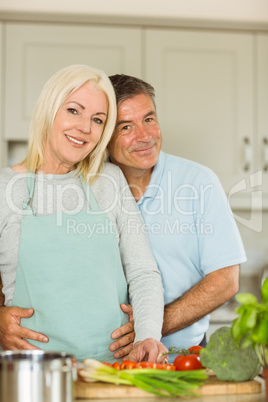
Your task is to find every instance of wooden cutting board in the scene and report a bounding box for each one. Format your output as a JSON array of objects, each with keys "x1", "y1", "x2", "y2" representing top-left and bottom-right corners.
[{"x1": 74, "y1": 375, "x2": 262, "y2": 399}]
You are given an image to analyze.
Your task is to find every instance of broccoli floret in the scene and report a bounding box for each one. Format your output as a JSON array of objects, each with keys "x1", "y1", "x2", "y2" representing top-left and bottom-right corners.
[{"x1": 200, "y1": 326, "x2": 260, "y2": 382}]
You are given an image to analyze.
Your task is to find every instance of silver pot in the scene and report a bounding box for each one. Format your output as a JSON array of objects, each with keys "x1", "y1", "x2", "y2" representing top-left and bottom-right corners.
[{"x1": 0, "y1": 350, "x2": 75, "y2": 402}]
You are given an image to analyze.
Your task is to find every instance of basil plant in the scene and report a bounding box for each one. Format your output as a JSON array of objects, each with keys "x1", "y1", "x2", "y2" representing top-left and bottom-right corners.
[{"x1": 232, "y1": 277, "x2": 268, "y2": 368}]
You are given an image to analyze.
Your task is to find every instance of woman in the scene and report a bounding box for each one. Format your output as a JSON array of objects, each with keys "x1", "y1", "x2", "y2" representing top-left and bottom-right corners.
[{"x1": 0, "y1": 64, "x2": 167, "y2": 362}]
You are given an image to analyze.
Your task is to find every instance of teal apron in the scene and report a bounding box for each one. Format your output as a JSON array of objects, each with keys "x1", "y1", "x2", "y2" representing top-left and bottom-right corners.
[{"x1": 12, "y1": 173, "x2": 128, "y2": 362}]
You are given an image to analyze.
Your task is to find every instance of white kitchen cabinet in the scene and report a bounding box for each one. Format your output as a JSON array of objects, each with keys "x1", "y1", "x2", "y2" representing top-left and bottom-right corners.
[
  {"x1": 0, "y1": 23, "x2": 5, "y2": 168},
  {"x1": 256, "y1": 34, "x2": 268, "y2": 202},
  {"x1": 4, "y1": 22, "x2": 142, "y2": 143},
  {"x1": 145, "y1": 29, "x2": 255, "y2": 200}
]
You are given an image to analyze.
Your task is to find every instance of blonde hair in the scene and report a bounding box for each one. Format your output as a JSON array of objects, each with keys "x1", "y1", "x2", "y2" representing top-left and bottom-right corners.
[{"x1": 24, "y1": 64, "x2": 117, "y2": 183}]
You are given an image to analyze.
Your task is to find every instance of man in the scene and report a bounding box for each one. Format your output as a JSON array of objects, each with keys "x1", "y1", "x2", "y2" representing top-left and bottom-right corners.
[{"x1": 107, "y1": 74, "x2": 247, "y2": 362}]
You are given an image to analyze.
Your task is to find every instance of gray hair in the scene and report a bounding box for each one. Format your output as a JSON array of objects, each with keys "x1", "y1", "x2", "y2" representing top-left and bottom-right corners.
[{"x1": 109, "y1": 74, "x2": 156, "y2": 108}]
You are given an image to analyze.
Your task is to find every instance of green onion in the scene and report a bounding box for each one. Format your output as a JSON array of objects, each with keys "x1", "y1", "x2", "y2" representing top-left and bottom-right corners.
[{"x1": 79, "y1": 359, "x2": 208, "y2": 397}]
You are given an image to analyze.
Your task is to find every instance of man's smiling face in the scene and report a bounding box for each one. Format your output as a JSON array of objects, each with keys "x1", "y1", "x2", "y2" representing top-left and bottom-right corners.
[{"x1": 108, "y1": 94, "x2": 162, "y2": 175}]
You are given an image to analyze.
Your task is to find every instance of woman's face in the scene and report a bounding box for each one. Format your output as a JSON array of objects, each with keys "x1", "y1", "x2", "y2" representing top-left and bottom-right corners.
[{"x1": 43, "y1": 81, "x2": 108, "y2": 174}]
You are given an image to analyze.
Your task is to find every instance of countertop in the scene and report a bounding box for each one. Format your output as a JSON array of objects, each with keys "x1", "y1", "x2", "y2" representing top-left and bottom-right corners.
[{"x1": 75, "y1": 377, "x2": 266, "y2": 402}]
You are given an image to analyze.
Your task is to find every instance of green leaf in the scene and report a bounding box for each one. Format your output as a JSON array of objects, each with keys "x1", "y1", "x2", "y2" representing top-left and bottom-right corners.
[
  {"x1": 245, "y1": 308, "x2": 258, "y2": 329},
  {"x1": 259, "y1": 313, "x2": 268, "y2": 343},
  {"x1": 231, "y1": 317, "x2": 245, "y2": 342},
  {"x1": 240, "y1": 307, "x2": 254, "y2": 332},
  {"x1": 241, "y1": 337, "x2": 253, "y2": 349},
  {"x1": 261, "y1": 277, "x2": 268, "y2": 304},
  {"x1": 250, "y1": 316, "x2": 268, "y2": 345},
  {"x1": 235, "y1": 305, "x2": 247, "y2": 314},
  {"x1": 236, "y1": 293, "x2": 258, "y2": 305}
]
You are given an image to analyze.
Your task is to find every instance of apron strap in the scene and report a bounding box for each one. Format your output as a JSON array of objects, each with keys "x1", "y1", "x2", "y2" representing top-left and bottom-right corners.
[
  {"x1": 80, "y1": 176, "x2": 101, "y2": 213},
  {"x1": 22, "y1": 172, "x2": 100, "y2": 214},
  {"x1": 22, "y1": 172, "x2": 36, "y2": 215}
]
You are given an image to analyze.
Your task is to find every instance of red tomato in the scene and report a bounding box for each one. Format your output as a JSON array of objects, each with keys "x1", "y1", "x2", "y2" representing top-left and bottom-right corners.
[
  {"x1": 155, "y1": 363, "x2": 176, "y2": 371},
  {"x1": 187, "y1": 345, "x2": 203, "y2": 355},
  {"x1": 112, "y1": 361, "x2": 120, "y2": 369},
  {"x1": 120, "y1": 360, "x2": 137, "y2": 369},
  {"x1": 135, "y1": 362, "x2": 155, "y2": 369},
  {"x1": 135, "y1": 362, "x2": 176, "y2": 370},
  {"x1": 174, "y1": 354, "x2": 203, "y2": 371}
]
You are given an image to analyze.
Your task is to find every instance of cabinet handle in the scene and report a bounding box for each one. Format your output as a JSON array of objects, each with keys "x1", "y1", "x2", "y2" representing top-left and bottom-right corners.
[
  {"x1": 263, "y1": 138, "x2": 268, "y2": 172},
  {"x1": 243, "y1": 137, "x2": 252, "y2": 171}
]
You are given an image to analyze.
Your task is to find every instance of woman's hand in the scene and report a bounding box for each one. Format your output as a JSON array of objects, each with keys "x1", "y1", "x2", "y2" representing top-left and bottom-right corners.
[
  {"x1": 124, "y1": 338, "x2": 168, "y2": 363},
  {"x1": 0, "y1": 306, "x2": 49, "y2": 350},
  {"x1": 110, "y1": 304, "x2": 135, "y2": 359}
]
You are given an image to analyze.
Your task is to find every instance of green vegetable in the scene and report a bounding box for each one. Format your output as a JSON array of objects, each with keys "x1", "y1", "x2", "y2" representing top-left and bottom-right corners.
[
  {"x1": 166, "y1": 346, "x2": 189, "y2": 355},
  {"x1": 163, "y1": 346, "x2": 193, "y2": 356},
  {"x1": 200, "y1": 326, "x2": 260, "y2": 382},
  {"x1": 231, "y1": 277, "x2": 268, "y2": 368},
  {"x1": 79, "y1": 358, "x2": 208, "y2": 397}
]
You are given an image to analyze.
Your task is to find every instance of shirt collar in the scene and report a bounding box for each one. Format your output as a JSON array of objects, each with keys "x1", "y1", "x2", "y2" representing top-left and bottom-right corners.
[{"x1": 138, "y1": 151, "x2": 165, "y2": 204}]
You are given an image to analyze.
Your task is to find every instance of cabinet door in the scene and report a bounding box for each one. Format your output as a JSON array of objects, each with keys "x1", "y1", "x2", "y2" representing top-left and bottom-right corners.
[
  {"x1": 145, "y1": 29, "x2": 254, "y2": 194},
  {"x1": 4, "y1": 22, "x2": 142, "y2": 141},
  {"x1": 0, "y1": 23, "x2": 5, "y2": 168},
  {"x1": 257, "y1": 34, "x2": 268, "y2": 199}
]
